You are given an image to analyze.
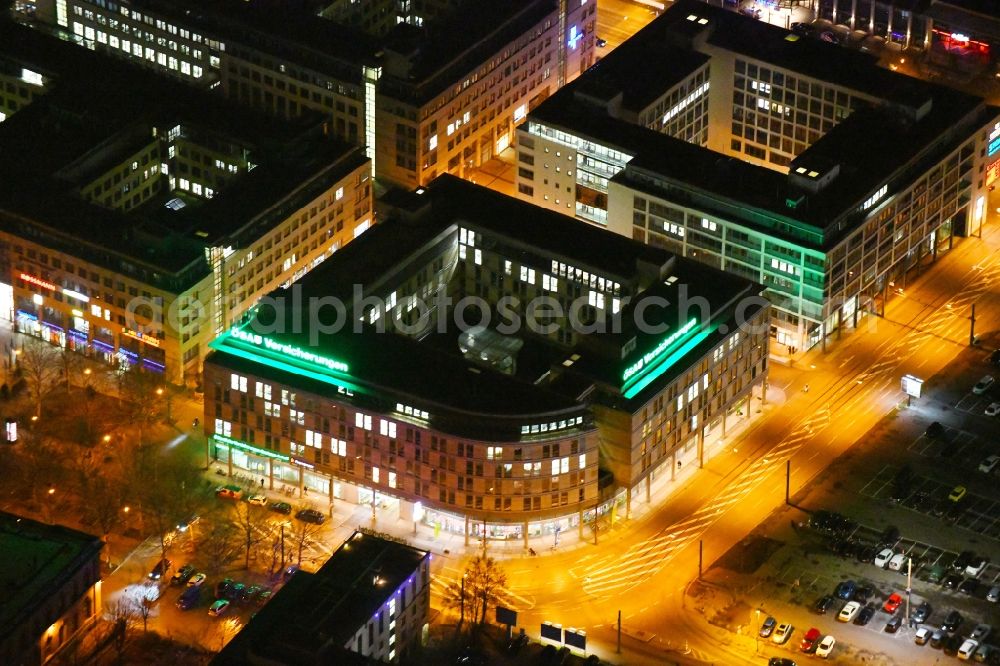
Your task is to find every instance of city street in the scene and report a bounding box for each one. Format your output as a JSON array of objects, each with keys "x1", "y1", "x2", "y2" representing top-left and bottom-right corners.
[{"x1": 428, "y1": 217, "x2": 1000, "y2": 664}]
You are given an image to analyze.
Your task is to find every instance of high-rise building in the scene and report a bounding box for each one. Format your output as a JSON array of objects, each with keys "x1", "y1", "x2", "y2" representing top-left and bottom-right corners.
[
  {"x1": 17, "y1": 0, "x2": 597, "y2": 187},
  {"x1": 0, "y1": 21, "x2": 371, "y2": 384},
  {"x1": 203, "y1": 175, "x2": 768, "y2": 545},
  {"x1": 516, "y1": 0, "x2": 1000, "y2": 350}
]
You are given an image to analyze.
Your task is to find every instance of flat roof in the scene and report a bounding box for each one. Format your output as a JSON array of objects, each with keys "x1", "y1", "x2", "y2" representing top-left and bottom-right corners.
[
  {"x1": 208, "y1": 176, "x2": 762, "y2": 424},
  {"x1": 214, "y1": 531, "x2": 425, "y2": 665},
  {"x1": 527, "y1": 0, "x2": 992, "y2": 250},
  {"x1": 0, "y1": 512, "x2": 103, "y2": 633},
  {"x1": 0, "y1": 18, "x2": 365, "y2": 286}
]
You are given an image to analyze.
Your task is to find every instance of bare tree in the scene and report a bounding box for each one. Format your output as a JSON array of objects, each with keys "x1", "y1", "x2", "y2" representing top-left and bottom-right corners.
[
  {"x1": 200, "y1": 519, "x2": 239, "y2": 575},
  {"x1": 117, "y1": 367, "x2": 166, "y2": 445},
  {"x1": 80, "y1": 471, "x2": 126, "y2": 567},
  {"x1": 230, "y1": 501, "x2": 271, "y2": 570},
  {"x1": 441, "y1": 575, "x2": 479, "y2": 627},
  {"x1": 107, "y1": 596, "x2": 140, "y2": 663},
  {"x1": 15, "y1": 429, "x2": 65, "y2": 505},
  {"x1": 288, "y1": 518, "x2": 323, "y2": 565},
  {"x1": 17, "y1": 336, "x2": 62, "y2": 417},
  {"x1": 465, "y1": 555, "x2": 508, "y2": 625}
]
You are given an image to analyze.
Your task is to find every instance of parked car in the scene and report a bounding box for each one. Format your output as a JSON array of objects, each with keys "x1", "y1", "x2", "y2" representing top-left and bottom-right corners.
[
  {"x1": 799, "y1": 627, "x2": 821, "y2": 653},
  {"x1": 942, "y1": 610, "x2": 964, "y2": 633},
  {"x1": 954, "y1": 551, "x2": 976, "y2": 571},
  {"x1": 913, "y1": 601, "x2": 932, "y2": 623},
  {"x1": 148, "y1": 558, "x2": 171, "y2": 581},
  {"x1": 950, "y1": 485, "x2": 968, "y2": 502},
  {"x1": 943, "y1": 633, "x2": 964, "y2": 656},
  {"x1": 874, "y1": 548, "x2": 894, "y2": 568},
  {"x1": 885, "y1": 615, "x2": 902, "y2": 633},
  {"x1": 856, "y1": 545, "x2": 879, "y2": 564},
  {"x1": 208, "y1": 599, "x2": 231, "y2": 617},
  {"x1": 915, "y1": 626, "x2": 931, "y2": 645},
  {"x1": 852, "y1": 585, "x2": 874, "y2": 603},
  {"x1": 970, "y1": 624, "x2": 992, "y2": 642},
  {"x1": 768, "y1": 659, "x2": 796, "y2": 666},
  {"x1": 883, "y1": 593, "x2": 903, "y2": 613},
  {"x1": 215, "y1": 484, "x2": 243, "y2": 499},
  {"x1": 989, "y1": 349, "x2": 1000, "y2": 366},
  {"x1": 959, "y1": 578, "x2": 980, "y2": 595},
  {"x1": 215, "y1": 578, "x2": 234, "y2": 599},
  {"x1": 838, "y1": 601, "x2": 861, "y2": 622},
  {"x1": 187, "y1": 573, "x2": 206, "y2": 588},
  {"x1": 966, "y1": 557, "x2": 989, "y2": 578},
  {"x1": 981, "y1": 456, "x2": 1000, "y2": 473},
  {"x1": 944, "y1": 573, "x2": 963, "y2": 589},
  {"x1": 889, "y1": 553, "x2": 910, "y2": 571},
  {"x1": 927, "y1": 564, "x2": 947, "y2": 583},
  {"x1": 986, "y1": 403, "x2": 1000, "y2": 417},
  {"x1": 269, "y1": 501, "x2": 292, "y2": 515},
  {"x1": 595, "y1": 37, "x2": 607, "y2": 47},
  {"x1": 974, "y1": 644, "x2": 993, "y2": 662},
  {"x1": 855, "y1": 604, "x2": 876, "y2": 626},
  {"x1": 171, "y1": 564, "x2": 195, "y2": 585},
  {"x1": 930, "y1": 628, "x2": 947, "y2": 648},
  {"x1": 759, "y1": 616, "x2": 777, "y2": 638},
  {"x1": 972, "y1": 375, "x2": 995, "y2": 395},
  {"x1": 814, "y1": 595, "x2": 835, "y2": 614},
  {"x1": 246, "y1": 494, "x2": 267, "y2": 506},
  {"x1": 295, "y1": 508, "x2": 326, "y2": 524},
  {"x1": 958, "y1": 636, "x2": 978, "y2": 658},
  {"x1": 176, "y1": 586, "x2": 200, "y2": 610},
  {"x1": 226, "y1": 583, "x2": 246, "y2": 602},
  {"x1": 834, "y1": 580, "x2": 856, "y2": 600},
  {"x1": 772, "y1": 622, "x2": 793, "y2": 644},
  {"x1": 987, "y1": 586, "x2": 1000, "y2": 603},
  {"x1": 815, "y1": 634, "x2": 835, "y2": 658},
  {"x1": 925, "y1": 421, "x2": 945, "y2": 438}
]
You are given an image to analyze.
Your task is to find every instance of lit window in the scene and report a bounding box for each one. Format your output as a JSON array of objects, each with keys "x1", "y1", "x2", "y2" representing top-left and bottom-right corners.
[
  {"x1": 373, "y1": 466, "x2": 380, "y2": 483},
  {"x1": 428, "y1": 134, "x2": 438, "y2": 151},
  {"x1": 335, "y1": 187, "x2": 344, "y2": 200}
]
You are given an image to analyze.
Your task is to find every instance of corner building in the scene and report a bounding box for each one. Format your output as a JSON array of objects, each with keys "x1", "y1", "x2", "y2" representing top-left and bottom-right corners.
[
  {"x1": 203, "y1": 176, "x2": 769, "y2": 545},
  {"x1": 515, "y1": 0, "x2": 1000, "y2": 351},
  {"x1": 0, "y1": 21, "x2": 371, "y2": 385},
  {"x1": 19, "y1": 0, "x2": 597, "y2": 187}
]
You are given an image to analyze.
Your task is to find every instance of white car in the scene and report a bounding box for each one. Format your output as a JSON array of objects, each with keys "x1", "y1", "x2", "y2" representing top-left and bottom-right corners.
[
  {"x1": 838, "y1": 601, "x2": 860, "y2": 622},
  {"x1": 874, "y1": 548, "x2": 894, "y2": 568},
  {"x1": 966, "y1": 558, "x2": 989, "y2": 578},
  {"x1": 915, "y1": 626, "x2": 931, "y2": 645},
  {"x1": 772, "y1": 622, "x2": 793, "y2": 644},
  {"x1": 889, "y1": 553, "x2": 909, "y2": 571},
  {"x1": 973, "y1": 375, "x2": 995, "y2": 395},
  {"x1": 247, "y1": 494, "x2": 267, "y2": 506},
  {"x1": 988, "y1": 586, "x2": 1000, "y2": 603},
  {"x1": 987, "y1": 403, "x2": 1000, "y2": 417},
  {"x1": 816, "y1": 634, "x2": 835, "y2": 658},
  {"x1": 980, "y1": 455, "x2": 1000, "y2": 473},
  {"x1": 959, "y1": 638, "x2": 979, "y2": 660}
]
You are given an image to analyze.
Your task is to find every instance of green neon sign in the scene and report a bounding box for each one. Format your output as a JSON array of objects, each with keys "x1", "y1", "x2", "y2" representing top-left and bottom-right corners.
[
  {"x1": 622, "y1": 318, "x2": 698, "y2": 384},
  {"x1": 229, "y1": 328, "x2": 349, "y2": 373},
  {"x1": 213, "y1": 433, "x2": 290, "y2": 461},
  {"x1": 209, "y1": 330, "x2": 363, "y2": 394},
  {"x1": 622, "y1": 325, "x2": 715, "y2": 400}
]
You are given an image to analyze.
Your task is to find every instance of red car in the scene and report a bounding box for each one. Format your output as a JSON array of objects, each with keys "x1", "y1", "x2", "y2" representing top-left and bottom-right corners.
[
  {"x1": 883, "y1": 593, "x2": 903, "y2": 613},
  {"x1": 799, "y1": 627, "x2": 822, "y2": 652}
]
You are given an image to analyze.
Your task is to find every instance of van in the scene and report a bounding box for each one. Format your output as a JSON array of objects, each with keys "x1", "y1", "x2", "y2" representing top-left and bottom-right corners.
[
  {"x1": 176, "y1": 586, "x2": 200, "y2": 610},
  {"x1": 888, "y1": 553, "x2": 909, "y2": 571}
]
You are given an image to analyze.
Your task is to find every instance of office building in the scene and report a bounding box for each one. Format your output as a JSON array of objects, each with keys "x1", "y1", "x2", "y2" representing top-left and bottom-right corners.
[
  {"x1": 19, "y1": 0, "x2": 597, "y2": 187},
  {"x1": 0, "y1": 20, "x2": 371, "y2": 384},
  {"x1": 0, "y1": 511, "x2": 104, "y2": 666},
  {"x1": 203, "y1": 175, "x2": 768, "y2": 544},
  {"x1": 215, "y1": 530, "x2": 430, "y2": 665},
  {"x1": 516, "y1": 0, "x2": 1000, "y2": 350}
]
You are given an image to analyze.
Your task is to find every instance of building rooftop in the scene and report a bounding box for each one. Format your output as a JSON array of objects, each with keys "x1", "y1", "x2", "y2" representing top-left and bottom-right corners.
[
  {"x1": 0, "y1": 512, "x2": 103, "y2": 633},
  {"x1": 214, "y1": 531, "x2": 426, "y2": 665},
  {"x1": 527, "y1": 0, "x2": 993, "y2": 250},
  {"x1": 208, "y1": 176, "x2": 763, "y2": 431},
  {"x1": 0, "y1": 18, "x2": 366, "y2": 290}
]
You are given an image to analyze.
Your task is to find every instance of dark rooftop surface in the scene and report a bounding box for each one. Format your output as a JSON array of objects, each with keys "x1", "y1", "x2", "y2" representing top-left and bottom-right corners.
[
  {"x1": 0, "y1": 18, "x2": 364, "y2": 282},
  {"x1": 210, "y1": 176, "x2": 761, "y2": 425},
  {"x1": 0, "y1": 512, "x2": 103, "y2": 633},
  {"x1": 528, "y1": 0, "x2": 990, "y2": 249},
  {"x1": 214, "y1": 531, "x2": 426, "y2": 665}
]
